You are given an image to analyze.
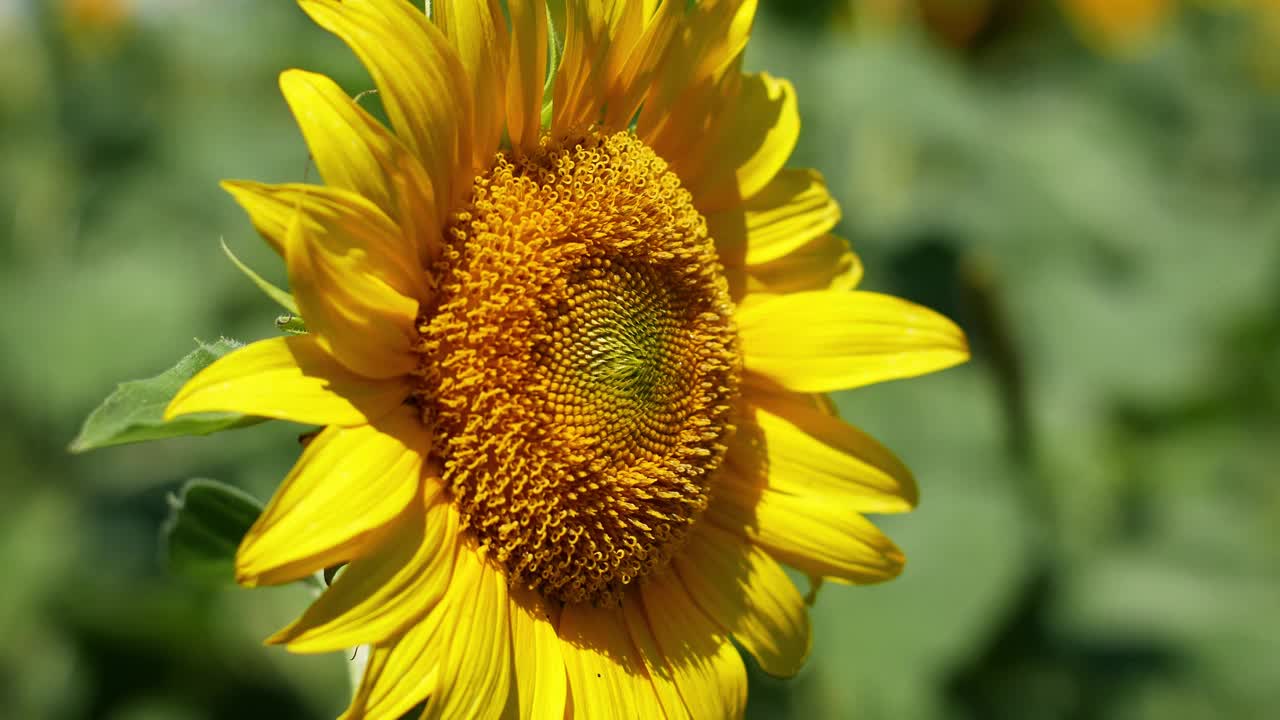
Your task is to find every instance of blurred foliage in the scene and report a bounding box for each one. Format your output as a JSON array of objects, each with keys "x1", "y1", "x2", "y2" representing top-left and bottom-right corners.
[{"x1": 2, "y1": 0, "x2": 1277, "y2": 718}]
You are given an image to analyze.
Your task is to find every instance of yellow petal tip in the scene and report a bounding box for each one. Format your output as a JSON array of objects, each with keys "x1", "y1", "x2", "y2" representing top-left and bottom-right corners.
[
  {"x1": 264, "y1": 624, "x2": 296, "y2": 647},
  {"x1": 234, "y1": 551, "x2": 265, "y2": 588},
  {"x1": 218, "y1": 178, "x2": 249, "y2": 195},
  {"x1": 162, "y1": 393, "x2": 193, "y2": 421},
  {"x1": 884, "y1": 549, "x2": 906, "y2": 576}
]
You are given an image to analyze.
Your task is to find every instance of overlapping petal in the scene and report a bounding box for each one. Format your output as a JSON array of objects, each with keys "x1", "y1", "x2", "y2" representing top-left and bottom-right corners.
[
  {"x1": 342, "y1": 608, "x2": 440, "y2": 720},
  {"x1": 508, "y1": 585, "x2": 568, "y2": 720},
  {"x1": 235, "y1": 405, "x2": 429, "y2": 587},
  {"x1": 548, "y1": 0, "x2": 671, "y2": 135},
  {"x1": 165, "y1": 335, "x2": 408, "y2": 427},
  {"x1": 277, "y1": 70, "x2": 393, "y2": 225},
  {"x1": 221, "y1": 181, "x2": 424, "y2": 299},
  {"x1": 434, "y1": 0, "x2": 508, "y2": 171},
  {"x1": 688, "y1": 72, "x2": 799, "y2": 213},
  {"x1": 269, "y1": 488, "x2": 457, "y2": 653},
  {"x1": 709, "y1": 169, "x2": 841, "y2": 268},
  {"x1": 737, "y1": 389, "x2": 919, "y2": 513},
  {"x1": 640, "y1": 0, "x2": 757, "y2": 146},
  {"x1": 739, "y1": 290, "x2": 970, "y2": 393},
  {"x1": 640, "y1": 68, "x2": 735, "y2": 191},
  {"x1": 641, "y1": 2, "x2": 793, "y2": 206},
  {"x1": 675, "y1": 524, "x2": 810, "y2": 678},
  {"x1": 633, "y1": 572, "x2": 748, "y2": 720},
  {"x1": 342, "y1": 544, "x2": 512, "y2": 720},
  {"x1": 710, "y1": 396, "x2": 912, "y2": 585},
  {"x1": 504, "y1": 0, "x2": 548, "y2": 154},
  {"x1": 708, "y1": 463, "x2": 907, "y2": 584},
  {"x1": 620, "y1": 600, "x2": 694, "y2": 719},
  {"x1": 601, "y1": 1, "x2": 680, "y2": 129},
  {"x1": 273, "y1": 184, "x2": 423, "y2": 380},
  {"x1": 421, "y1": 551, "x2": 512, "y2": 720},
  {"x1": 278, "y1": 69, "x2": 441, "y2": 264},
  {"x1": 560, "y1": 604, "x2": 665, "y2": 720},
  {"x1": 300, "y1": 0, "x2": 472, "y2": 213},
  {"x1": 551, "y1": 0, "x2": 612, "y2": 135},
  {"x1": 745, "y1": 234, "x2": 863, "y2": 294},
  {"x1": 706, "y1": 476, "x2": 906, "y2": 584}
]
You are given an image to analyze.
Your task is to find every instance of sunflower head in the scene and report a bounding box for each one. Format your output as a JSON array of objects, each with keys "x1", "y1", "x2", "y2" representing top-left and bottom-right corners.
[
  {"x1": 414, "y1": 128, "x2": 740, "y2": 605},
  {"x1": 165, "y1": 1, "x2": 969, "y2": 718}
]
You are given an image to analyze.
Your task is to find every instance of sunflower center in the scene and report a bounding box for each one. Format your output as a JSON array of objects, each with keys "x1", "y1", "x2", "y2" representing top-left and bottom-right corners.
[{"x1": 412, "y1": 130, "x2": 739, "y2": 606}]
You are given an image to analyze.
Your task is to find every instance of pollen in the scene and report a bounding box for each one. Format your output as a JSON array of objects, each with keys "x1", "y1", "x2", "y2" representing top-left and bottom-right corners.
[{"x1": 412, "y1": 130, "x2": 740, "y2": 606}]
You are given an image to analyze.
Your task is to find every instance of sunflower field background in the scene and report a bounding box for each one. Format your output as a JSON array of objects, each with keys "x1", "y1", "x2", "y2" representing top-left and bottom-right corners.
[{"x1": 3, "y1": 0, "x2": 1278, "y2": 718}]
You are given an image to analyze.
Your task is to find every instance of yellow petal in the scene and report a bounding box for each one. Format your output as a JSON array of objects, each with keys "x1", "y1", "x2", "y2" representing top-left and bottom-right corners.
[
  {"x1": 551, "y1": 0, "x2": 611, "y2": 136},
  {"x1": 637, "y1": 0, "x2": 762, "y2": 192},
  {"x1": 640, "y1": 0, "x2": 757, "y2": 136},
  {"x1": 707, "y1": 465, "x2": 906, "y2": 585},
  {"x1": 548, "y1": 0, "x2": 655, "y2": 134},
  {"x1": 434, "y1": 0, "x2": 507, "y2": 171},
  {"x1": 738, "y1": 290, "x2": 969, "y2": 393},
  {"x1": 343, "y1": 544, "x2": 512, "y2": 720},
  {"x1": 236, "y1": 405, "x2": 428, "y2": 587},
  {"x1": 734, "y1": 389, "x2": 918, "y2": 513},
  {"x1": 745, "y1": 235, "x2": 863, "y2": 295},
  {"x1": 691, "y1": 72, "x2": 799, "y2": 213},
  {"x1": 279, "y1": 185, "x2": 422, "y2": 380},
  {"x1": 505, "y1": 0, "x2": 548, "y2": 154},
  {"x1": 601, "y1": 0, "x2": 645, "y2": 65},
  {"x1": 343, "y1": 618, "x2": 439, "y2": 720},
  {"x1": 278, "y1": 69, "x2": 441, "y2": 265},
  {"x1": 221, "y1": 181, "x2": 424, "y2": 299},
  {"x1": 269, "y1": 490, "x2": 457, "y2": 653},
  {"x1": 278, "y1": 70, "x2": 393, "y2": 222},
  {"x1": 675, "y1": 523, "x2": 810, "y2": 678},
  {"x1": 560, "y1": 603, "x2": 665, "y2": 720},
  {"x1": 508, "y1": 585, "x2": 568, "y2": 720},
  {"x1": 601, "y1": 2, "x2": 679, "y2": 129},
  {"x1": 1062, "y1": 0, "x2": 1171, "y2": 52},
  {"x1": 550, "y1": 0, "x2": 664, "y2": 135},
  {"x1": 686, "y1": 0, "x2": 758, "y2": 83},
  {"x1": 637, "y1": 572, "x2": 748, "y2": 720},
  {"x1": 621, "y1": 599, "x2": 695, "y2": 720},
  {"x1": 422, "y1": 550, "x2": 512, "y2": 720},
  {"x1": 300, "y1": 0, "x2": 472, "y2": 213},
  {"x1": 708, "y1": 169, "x2": 840, "y2": 268},
  {"x1": 165, "y1": 335, "x2": 408, "y2": 427},
  {"x1": 220, "y1": 180, "x2": 294, "y2": 256},
  {"x1": 641, "y1": 66, "x2": 736, "y2": 191}
]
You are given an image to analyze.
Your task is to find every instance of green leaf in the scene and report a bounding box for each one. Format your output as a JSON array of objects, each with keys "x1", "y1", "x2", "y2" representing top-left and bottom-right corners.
[
  {"x1": 69, "y1": 338, "x2": 265, "y2": 453},
  {"x1": 161, "y1": 478, "x2": 325, "y2": 590},
  {"x1": 161, "y1": 479, "x2": 262, "y2": 584},
  {"x1": 220, "y1": 238, "x2": 298, "y2": 315}
]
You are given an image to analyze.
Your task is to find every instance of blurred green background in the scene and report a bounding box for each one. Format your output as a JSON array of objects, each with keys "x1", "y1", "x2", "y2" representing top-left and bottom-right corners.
[{"x1": 3, "y1": 0, "x2": 1278, "y2": 718}]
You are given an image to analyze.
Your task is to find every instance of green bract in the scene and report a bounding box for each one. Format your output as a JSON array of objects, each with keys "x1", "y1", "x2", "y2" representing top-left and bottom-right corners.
[{"x1": 162, "y1": 479, "x2": 265, "y2": 585}]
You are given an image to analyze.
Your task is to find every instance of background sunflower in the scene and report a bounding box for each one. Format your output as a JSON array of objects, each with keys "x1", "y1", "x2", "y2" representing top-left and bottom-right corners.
[{"x1": 4, "y1": 0, "x2": 1279, "y2": 718}]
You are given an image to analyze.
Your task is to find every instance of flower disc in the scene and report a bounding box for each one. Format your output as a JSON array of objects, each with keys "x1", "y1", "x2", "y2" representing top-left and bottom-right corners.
[{"x1": 413, "y1": 130, "x2": 740, "y2": 605}]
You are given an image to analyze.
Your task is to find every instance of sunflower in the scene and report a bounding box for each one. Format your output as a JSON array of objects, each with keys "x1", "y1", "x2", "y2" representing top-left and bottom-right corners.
[
  {"x1": 849, "y1": 0, "x2": 1175, "y2": 55},
  {"x1": 1059, "y1": 0, "x2": 1173, "y2": 51},
  {"x1": 167, "y1": 1, "x2": 968, "y2": 717}
]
